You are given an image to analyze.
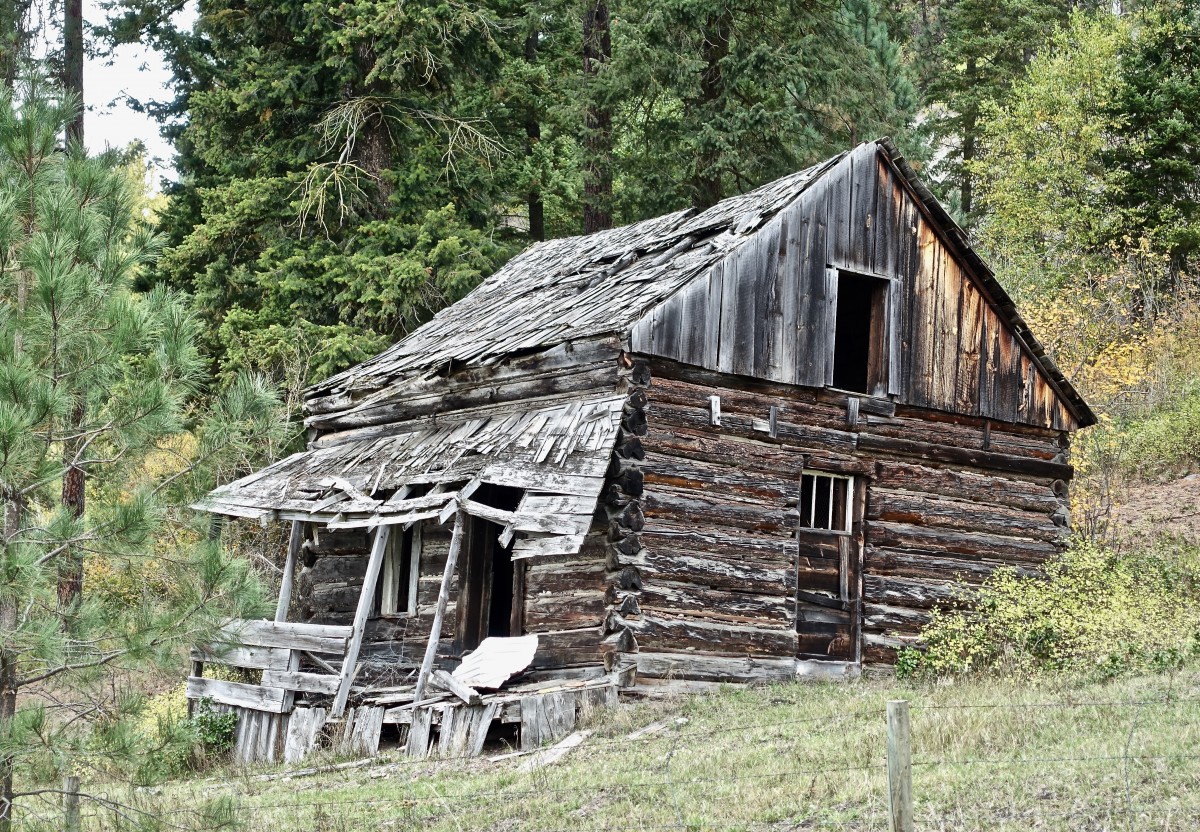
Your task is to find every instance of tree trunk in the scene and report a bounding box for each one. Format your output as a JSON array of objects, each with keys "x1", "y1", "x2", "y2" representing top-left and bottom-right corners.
[
  {"x1": 0, "y1": 0, "x2": 33, "y2": 91},
  {"x1": 582, "y1": 0, "x2": 612, "y2": 234},
  {"x1": 690, "y1": 10, "x2": 732, "y2": 210},
  {"x1": 525, "y1": 29, "x2": 545, "y2": 242},
  {"x1": 58, "y1": 400, "x2": 86, "y2": 610},
  {"x1": 1, "y1": 492, "x2": 23, "y2": 832},
  {"x1": 960, "y1": 58, "x2": 976, "y2": 217},
  {"x1": 64, "y1": 0, "x2": 84, "y2": 145}
]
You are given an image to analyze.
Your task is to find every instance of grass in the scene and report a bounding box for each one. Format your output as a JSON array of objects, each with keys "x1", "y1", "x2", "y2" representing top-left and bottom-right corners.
[{"x1": 71, "y1": 668, "x2": 1200, "y2": 832}]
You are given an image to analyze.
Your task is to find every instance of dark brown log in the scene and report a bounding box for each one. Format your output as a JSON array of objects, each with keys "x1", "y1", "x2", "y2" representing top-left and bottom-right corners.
[
  {"x1": 631, "y1": 361, "x2": 651, "y2": 386},
  {"x1": 616, "y1": 436, "x2": 645, "y2": 460},
  {"x1": 856, "y1": 433, "x2": 1072, "y2": 480},
  {"x1": 613, "y1": 467, "x2": 643, "y2": 496}
]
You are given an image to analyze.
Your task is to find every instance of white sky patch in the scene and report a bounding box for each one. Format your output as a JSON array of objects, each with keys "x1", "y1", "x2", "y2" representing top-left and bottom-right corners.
[{"x1": 84, "y1": 0, "x2": 196, "y2": 185}]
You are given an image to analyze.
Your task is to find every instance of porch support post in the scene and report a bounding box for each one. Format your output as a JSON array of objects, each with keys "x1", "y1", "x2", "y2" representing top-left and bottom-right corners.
[
  {"x1": 413, "y1": 508, "x2": 464, "y2": 705},
  {"x1": 275, "y1": 520, "x2": 304, "y2": 623},
  {"x1": 331, "y1": 524, "x2": 390, "y2": 717}
]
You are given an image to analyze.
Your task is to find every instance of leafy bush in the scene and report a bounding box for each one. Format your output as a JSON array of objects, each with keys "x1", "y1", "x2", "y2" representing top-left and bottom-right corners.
[
  {"x1": 899, "y1": 539, "x2": 1200, "y2": 679},
  {"x1": 137, "y1": 688, "x2": 239, "y2": 778},
  {"x1": 1118, "y1": 386, "x2": 1200, "y2": 479}
]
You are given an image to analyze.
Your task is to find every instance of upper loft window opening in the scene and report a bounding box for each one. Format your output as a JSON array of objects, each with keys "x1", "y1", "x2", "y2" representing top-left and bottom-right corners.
[{"x1": 832, "y1": 270, "x2": 890, "y2": 396}]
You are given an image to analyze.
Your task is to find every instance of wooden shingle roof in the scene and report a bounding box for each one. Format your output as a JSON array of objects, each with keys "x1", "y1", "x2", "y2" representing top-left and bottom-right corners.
[{"x1": 304, "y1": 154, "x2": 843, "y2": 416}]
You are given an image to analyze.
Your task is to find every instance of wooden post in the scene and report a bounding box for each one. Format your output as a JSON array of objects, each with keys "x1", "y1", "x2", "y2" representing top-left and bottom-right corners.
[
  {"x1": 275, "y1": 520, "x2": 304, "y2": 623},
  {"x1": 331, "y1": 525, "x2": 391, "y2": 717},
  {"x1": 62, "y1": 775, "x2": 80, "y2": 832},
  {"x1": 886, "y1": 699, "x2": 913, "y2": 832},
  {"x1": 413, "y1": 509, "x2": 465, "y2": 705}
]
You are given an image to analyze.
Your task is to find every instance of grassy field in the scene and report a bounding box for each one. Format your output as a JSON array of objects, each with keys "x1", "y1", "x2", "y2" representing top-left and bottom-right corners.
[{"x1": 93, "y1": 667, "x2": 1200, "y2": 832}]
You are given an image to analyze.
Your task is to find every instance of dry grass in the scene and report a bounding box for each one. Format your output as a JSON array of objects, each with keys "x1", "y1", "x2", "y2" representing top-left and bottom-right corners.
[{"x1": 83, "y1": 668, "x2": 1200, "y2": 832}]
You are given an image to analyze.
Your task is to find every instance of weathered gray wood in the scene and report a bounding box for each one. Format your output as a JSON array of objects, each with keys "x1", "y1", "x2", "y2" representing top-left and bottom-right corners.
[
  {"x1": 518, "y1": 729, "x2": 592, "y2": 772},
  {"x1": 222, "y1": 619, "x2": 353, "y2": 654},
  {"x1": 63, "y1": 775, "x2": 80, "y2": 832},
  {"x1": 407, "y1": 707, "x2": 434, "y2": 758},
  {"x1": 276, "y1": 520, "x2": 304, "y2": 622},
  {"x1": 436, "y1": 704, "x2": 460, "y2": 757},
  {"x1": 520, "y1": 692, "x2": 576, "y2": 750},
  {"x1": 887, "y1": 699, "x2": 914, "y2": 832},
  {"x1": 467, "y1": 701, "x2": 500, "y2": 757},
  {"x1": 332, "y1": 525, "x2": 391, "y2": 717},
  {"x1": 283, "y1": 707, "x2": 328, "y2": 764},
  {"x1": 413, "y1": 509, "x2": 465, "y2": 704},
  {"x1": 346, "y1": 706, "x2": 385, "y2": 757},
  {"x1": 186, "y1": 677, "x2": 287, "y2": 713},
  {"x1": 261, "y1": 670, "x2": 341, "y2": 695},
  {"x1": 430, "y1": 669, "x2": 482, "y2": 706},
  {"x1": 191, "y1": 644, "x2": 290, "y2": 671}
]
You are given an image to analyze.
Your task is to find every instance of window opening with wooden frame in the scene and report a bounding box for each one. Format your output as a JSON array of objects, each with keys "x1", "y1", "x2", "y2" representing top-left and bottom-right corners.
[
  {"x1": 378, "y1": 523, "x2": 421, "y2": 616},
  {"x1": 831, "y1": 269, "x2": 891, "y2": 396},
  {"x1": 799, "y1": 471, "x2": 853, "y2": 533}
]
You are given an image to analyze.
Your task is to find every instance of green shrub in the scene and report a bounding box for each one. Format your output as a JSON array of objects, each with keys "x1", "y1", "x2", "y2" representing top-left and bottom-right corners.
[
  {"x1": 1118, "y1": 386, "x2": 1200, "y2": 478},
  {"x1": 899, "y1": 539, "x2": 1200, "y2": 679},
  {"x1": 137, "y1": 687, "x2": 239, "y2": 778}
]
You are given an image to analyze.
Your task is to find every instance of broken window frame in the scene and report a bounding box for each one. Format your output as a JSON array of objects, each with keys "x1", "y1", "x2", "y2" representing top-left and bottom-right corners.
[{"x1": 799, "y1": 471, "x2": 853, "y2": 534}]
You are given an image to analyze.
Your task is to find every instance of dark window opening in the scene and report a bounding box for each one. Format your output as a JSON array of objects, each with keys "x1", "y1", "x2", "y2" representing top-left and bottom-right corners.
[
  {"x1": 457, "y1": 484, "x2": 524, "y2": 652},
  {"x1": 799, "y1": 472, "x2": 851, "y2": 533},
  {"x1": 832, "y1": 271, "x2": 889, "y2": 395}
]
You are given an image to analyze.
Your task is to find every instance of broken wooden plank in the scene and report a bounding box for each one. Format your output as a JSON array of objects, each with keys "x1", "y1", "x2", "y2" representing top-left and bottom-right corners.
[
  {"x1": 431, "y1": 669, "x2": 482, "y2": 706},
  {"x1": 331, "y1": 525, "x2": 391, "y2": 717},
  {"x1": 186, "y1": 677, "x2": 287, "y2": 714},
  {"x1": 518, "y1": 729, "x2": 593, "y2": 772}
]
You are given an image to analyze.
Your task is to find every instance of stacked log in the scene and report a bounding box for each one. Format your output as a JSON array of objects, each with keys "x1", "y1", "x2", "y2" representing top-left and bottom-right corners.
[{"x1": 600, "y1": 356, "x2": 651, "y2": 670}]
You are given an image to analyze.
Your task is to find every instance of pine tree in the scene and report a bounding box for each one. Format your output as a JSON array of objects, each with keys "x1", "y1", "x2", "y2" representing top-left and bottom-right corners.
[
  {"x1": 0, "y1": 81, "x2": 285, "y2": 831},
  {"x1": 1103, "y1": 0, "x2": 1200, "y2": 278},
  {"x1": 923, "y1": 0, "x2": 1071, "y2": 219}
]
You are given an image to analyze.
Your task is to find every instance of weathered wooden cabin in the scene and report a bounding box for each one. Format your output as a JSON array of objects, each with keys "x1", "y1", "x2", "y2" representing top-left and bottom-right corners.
[{"x1": 188, "y1": 138, "x2": 1093, "y2": 762}]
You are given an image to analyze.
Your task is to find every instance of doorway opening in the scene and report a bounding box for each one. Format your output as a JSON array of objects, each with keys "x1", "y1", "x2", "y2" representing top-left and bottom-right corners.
[
  {"x1": 456, "y1": 483, "x2": 524, "y2": 653},
  {"x1": 832, "y1": 271, "x2": 889, "y2": 395}
]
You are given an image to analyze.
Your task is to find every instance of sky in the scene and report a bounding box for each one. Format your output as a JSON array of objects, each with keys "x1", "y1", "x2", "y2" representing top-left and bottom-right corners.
[{"x1": 83, "y1": 0, "x2": 196, "y2": 184}]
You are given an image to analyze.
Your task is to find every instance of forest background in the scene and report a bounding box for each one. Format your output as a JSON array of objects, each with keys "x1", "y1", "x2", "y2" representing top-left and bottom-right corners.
[{"x1": 3, "y1": 0, "x2": 1200, "y2": 828}]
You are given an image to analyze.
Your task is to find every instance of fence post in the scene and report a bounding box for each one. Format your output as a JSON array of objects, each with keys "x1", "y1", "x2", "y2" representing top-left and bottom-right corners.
[
  {"x1": 63, "y1": 775, "x2": 80, "y2": 832},
  {"x1": 886, "y1": 700, "x2": 913, "y2": 832}
]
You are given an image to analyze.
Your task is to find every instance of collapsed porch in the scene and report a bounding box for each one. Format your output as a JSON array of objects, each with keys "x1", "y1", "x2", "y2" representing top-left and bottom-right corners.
[{"x1": 186, "y1": 394, "x2": 632, "y2": 763}]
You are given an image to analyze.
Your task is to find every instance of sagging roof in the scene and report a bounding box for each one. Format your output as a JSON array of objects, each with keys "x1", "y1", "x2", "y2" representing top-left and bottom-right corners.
[
  {"x1": 305, "y1": 139, "x2": 1093, "y2": 429},
  {"x1": 197, "y1": 395, "x2": 624, "y2": 559},
  {"x1": 304, "y1": 154, "x2": 842, "y2": 416}
]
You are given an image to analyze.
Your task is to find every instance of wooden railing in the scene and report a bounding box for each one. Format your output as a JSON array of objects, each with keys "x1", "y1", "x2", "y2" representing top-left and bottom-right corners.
[{"x1": 186, "y1": 619, "x2": 354, "y2": 714}]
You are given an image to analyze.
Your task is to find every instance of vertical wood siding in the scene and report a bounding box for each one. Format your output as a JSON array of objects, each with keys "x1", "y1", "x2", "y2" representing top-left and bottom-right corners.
[{"x1": 630, "y1": 144, "x2": 1077, "y2": 431}]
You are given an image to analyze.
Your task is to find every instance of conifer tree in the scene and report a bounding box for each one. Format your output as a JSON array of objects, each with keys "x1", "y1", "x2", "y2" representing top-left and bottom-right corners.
[
  {"x1": 1103, "y1": 0, "x2": 1200, "y2": 279},
  {"x1": 0, "y1": 81, "x2": 284, "y2": 831}
]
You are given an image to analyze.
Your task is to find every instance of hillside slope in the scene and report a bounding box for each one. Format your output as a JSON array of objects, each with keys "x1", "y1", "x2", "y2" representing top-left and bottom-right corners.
[{"x1": 144, "y1": 670, "x2": 1200, "y2": 831}]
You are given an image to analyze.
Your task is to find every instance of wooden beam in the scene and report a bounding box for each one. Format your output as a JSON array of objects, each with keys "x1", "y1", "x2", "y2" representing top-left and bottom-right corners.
[
  {"x1": 331, "y1": 525, "x2": 391, "y2": 717},
  {"x1": 430, "y1": 669, "x2": 482, "y2": 706},
  {"x1": 413, "y1": 509, "x2": 465, "y2": 704},
  {"x1": 276, "y1": 520, "x2": 304, "y2": 623}
]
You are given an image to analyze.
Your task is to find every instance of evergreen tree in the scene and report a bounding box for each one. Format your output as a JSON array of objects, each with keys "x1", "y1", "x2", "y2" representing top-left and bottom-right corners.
[
  {"x1": 0, "y1": 82, "x2": 284, "y2": 831},
  {"x1": 921, "y1": 0, "x2": 1072, "y2": 219},
  {"x1": 1103, "y1": 0, "x2": 1200, "y2": 278}
]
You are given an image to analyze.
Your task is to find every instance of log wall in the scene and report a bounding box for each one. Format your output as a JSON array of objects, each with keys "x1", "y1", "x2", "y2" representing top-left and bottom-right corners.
[{"x1": 610, "y1": 357, "x2": 1070, "y2": 677}]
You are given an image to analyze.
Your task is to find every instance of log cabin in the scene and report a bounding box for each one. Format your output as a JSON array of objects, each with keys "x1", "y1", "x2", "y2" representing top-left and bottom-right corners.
[{"x1": 187, "y1": 138, "x2": 1093, "y2": 762}]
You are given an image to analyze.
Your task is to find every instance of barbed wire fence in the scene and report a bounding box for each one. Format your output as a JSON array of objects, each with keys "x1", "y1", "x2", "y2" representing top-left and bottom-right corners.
[{"x1": 25, "y1": 693, "x2": 1200, "y2": 831}]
